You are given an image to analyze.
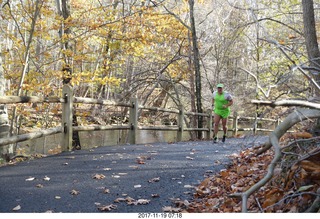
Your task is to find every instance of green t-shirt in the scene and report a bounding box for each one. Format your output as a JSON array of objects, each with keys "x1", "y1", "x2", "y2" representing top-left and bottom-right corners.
[{"x1": 212, "y1": 91, "x2": 232, "y2": 118}]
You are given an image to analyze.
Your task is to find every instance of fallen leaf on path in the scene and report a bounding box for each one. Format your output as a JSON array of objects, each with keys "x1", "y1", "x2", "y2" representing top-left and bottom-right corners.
[
  {"x1": 25, "y1": 177, "x2": 35, "y2": 181},
  {"x1": 129, "y1": 165, "x2": 139, "y2": 169},
  {"x1": 93, "y1": 174, "x2": 105, "y2": 180},
  {"x1": 148, "y1": 177, "x2": 160, "y2": 183},
  {"x1": 162, "y1": 206, "x2": 181, "y2": 212},
  {"x1": 103, "y1": 188, "x2": 110, "y2": 194},
  {"x1": 43, "y1": 176, "x2": 50, "y2": 181},
  {"x1": 12, "y1": 205, "x2": 21, "y2": 211},
  {"x1": 126, "y1": 196, "x2": 135, "y2": 203},
  {"x1": 98, "y1": 204, "x2": 117, "y2": 212},
  {"x1": 70, "y1": 189, "x2": 80, "y2": 195},
  {"x1": 36, "y1": 184, "x2": 44, "y2": 188},
  {"x1": 136, "y1": 158, "x2": 145, "y2": 164},
  {"x1": 172, "y1": 199, "x2": 191, "y2": 208},
  {"x1": 114, "y1": 197, "x2": 126, "y2": 203},
  {"x1": 130, "y1": 199, "x2": 150, "y2": 205}
]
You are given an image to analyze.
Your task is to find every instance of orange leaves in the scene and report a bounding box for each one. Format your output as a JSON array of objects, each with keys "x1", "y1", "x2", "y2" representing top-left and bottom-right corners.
[
  {"x1": 288, "y1": 149, "x2": 320, "y2": 187},
  {"x1": 187, "y1": 148, "x2": 274, "y2": 213},
  {"x1": 262, "y1": 188, "x2": 284, "y2": 209},
  {"x1": 280, "y1": 132, "x2": 313, "y2": 144}
]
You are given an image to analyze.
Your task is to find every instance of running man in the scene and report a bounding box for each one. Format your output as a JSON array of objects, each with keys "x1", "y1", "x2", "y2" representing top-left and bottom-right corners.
[{"x1": 212, "y1": 83, "x2": 233, "y2": 143}]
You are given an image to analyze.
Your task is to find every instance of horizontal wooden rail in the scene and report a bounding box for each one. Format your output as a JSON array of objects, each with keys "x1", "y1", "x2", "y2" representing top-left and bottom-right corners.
[
  {"x1": 184, "y1": 127, "x2": 210, "y2": 131},
  {"x1": 138, "y1": 126, "x2": 179, "y2": 131},
  {"x1": 239, "y1": 116, "x2": 280, "y2": 122},
  {"x1": 73, "y1": 97, "x2": 131, "y2": 107},
  {"x1": 73, "y1": 125, "x2": 130, "y2": 132},
  {"x1": 140, "y1": 106, "x2": 179, "y2": 114},
  {"x1": 0, "y1": 96, "x2": 63, "y2": 104},
  {"x1": 0, "y1": 127, "x2": 62, "y2": 147},
  {"x1": 185, "y1": 111, "x2": 209, "y2": 117},
  {"x1": 0, "y1": 85, "x2": 283, "y2": 153}
]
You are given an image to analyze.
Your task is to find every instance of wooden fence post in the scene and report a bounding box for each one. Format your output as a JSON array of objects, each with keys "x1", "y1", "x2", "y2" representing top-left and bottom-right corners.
[
  {"x1": 206, "y1": 109, "x2": 212, "y2": 140},
  {"x1": 177, "y1": 105, "x2": 184, "y2": 142},
  {"x1": 61, "y1": 85, "x2": 73, "y2": 151},
  {"x1": 233, "y1": 111, "x2": 238, "y2": 137},
  {"x1": 128, "y1": 98, "x2": 138, "y2": 144}
]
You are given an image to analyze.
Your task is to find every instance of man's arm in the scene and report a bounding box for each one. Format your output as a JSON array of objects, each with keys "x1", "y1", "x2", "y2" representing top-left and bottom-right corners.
[{"x1": 223, "y1": 99, "x2": 233, "y2": 108}]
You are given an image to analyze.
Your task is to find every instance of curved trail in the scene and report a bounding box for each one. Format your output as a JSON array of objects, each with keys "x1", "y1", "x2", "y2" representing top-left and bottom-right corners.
[{"x1": 0, "y1": 136, "x2": 268, "y2": 213}]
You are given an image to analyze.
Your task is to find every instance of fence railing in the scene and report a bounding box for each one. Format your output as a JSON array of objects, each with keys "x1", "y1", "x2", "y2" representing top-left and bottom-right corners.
[{"x1": 0, "y1": 85, "x2": 280, "y2": 152}]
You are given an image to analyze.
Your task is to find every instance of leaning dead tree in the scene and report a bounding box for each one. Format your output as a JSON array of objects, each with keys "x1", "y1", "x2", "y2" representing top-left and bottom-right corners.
[{"x1": 233, "y1": 100, "x2": 320, "y2": 212}]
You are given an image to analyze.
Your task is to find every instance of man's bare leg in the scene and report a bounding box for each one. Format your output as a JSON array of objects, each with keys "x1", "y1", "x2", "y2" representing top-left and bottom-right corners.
[
  {"x1": 213, "y1": 114, "x2": 221, "y2": 142},
  {"x1": 221, "y1": 117, "x2": 228, "y2": 142}
]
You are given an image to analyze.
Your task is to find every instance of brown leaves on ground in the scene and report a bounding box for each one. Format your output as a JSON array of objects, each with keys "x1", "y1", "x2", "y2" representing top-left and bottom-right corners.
[
  {"x1": 185, "y1": 141, "x2": 320, "y2": 213},
  {"x1": 92, "y1": 173, "x2": 105, "y2": 180},
  {"x1": 114, "y1": 196, "x2": 150, "y2": 205},
  {"x1": 136, "y1": 155, "x2": 151, "y2": 164},
  {"x1": 97, "y1": 204, "x2": 117, "y2": 212},
  {"x1": 70, "y1": 189, "x2": 80, "y2": 195}
]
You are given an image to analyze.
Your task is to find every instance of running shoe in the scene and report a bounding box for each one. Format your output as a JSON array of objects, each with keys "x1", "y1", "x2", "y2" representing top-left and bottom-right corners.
[
  {"x1": 213, "y1": 137, "x2": 218, "y2": 143},
  {"x1": 222, "y1": 135, "x2": 226, "y2": 143}
]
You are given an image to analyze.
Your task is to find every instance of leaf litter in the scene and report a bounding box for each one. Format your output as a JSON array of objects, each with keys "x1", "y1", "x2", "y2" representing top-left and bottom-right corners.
[{"x1": 182, "y1": 142, "x2": 320, "y2": 213}]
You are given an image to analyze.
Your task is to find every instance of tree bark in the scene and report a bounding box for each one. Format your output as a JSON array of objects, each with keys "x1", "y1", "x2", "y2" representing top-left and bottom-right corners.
[
  {"x1": 302, "y1": 0, "x2": 320, "y2": 96},
  {"x1": 302, "y1": 0, "x2": 320, "y2": 135},
  {"x1": 188, "y1": 0, "x2": 203, "y2": 139},
  {"x1": 56, "y1": 0, "x2": 81, "y2": 150},
  {"x1": 0, "y1": 43, "x2": 11, "y2": 160}
]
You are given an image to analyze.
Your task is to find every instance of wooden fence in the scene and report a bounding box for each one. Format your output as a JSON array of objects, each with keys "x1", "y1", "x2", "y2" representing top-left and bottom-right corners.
[{"x1": 0, "y1": 85, "x2": 280, "y2": 152}]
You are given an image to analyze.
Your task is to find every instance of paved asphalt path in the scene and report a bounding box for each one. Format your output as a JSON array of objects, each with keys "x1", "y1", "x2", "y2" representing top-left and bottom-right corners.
[{"x1": 0, "y1": 136, "x2": 268, "y2": 213}]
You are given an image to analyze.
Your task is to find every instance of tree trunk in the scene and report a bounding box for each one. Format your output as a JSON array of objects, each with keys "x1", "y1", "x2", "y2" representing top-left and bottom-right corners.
[
  {"x1": 188, "y1": 0, "x2": 203, "y2": 139},
  {"x1": 302, "y1": 0, "x2": 320, "y2": 96},
  {"x1": 56, "y1": 0, "x2": 81, "y2": 150},
  {"x1": 302, "y1": 0, "x2": 320, "y2": 134},
  {"x1": 0, "y1": 43, "x2": 12, "y2": 161}
]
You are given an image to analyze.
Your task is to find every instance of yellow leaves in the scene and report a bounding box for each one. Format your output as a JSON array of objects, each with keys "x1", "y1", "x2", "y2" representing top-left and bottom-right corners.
[{"x1": 262, "y1": 188, "x2": 284, "y2": 209}]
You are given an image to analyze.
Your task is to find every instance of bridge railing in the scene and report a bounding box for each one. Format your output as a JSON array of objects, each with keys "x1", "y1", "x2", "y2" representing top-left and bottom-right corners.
[{"x1": 0, "y1": 85, "x2": 280, "y2": 152}]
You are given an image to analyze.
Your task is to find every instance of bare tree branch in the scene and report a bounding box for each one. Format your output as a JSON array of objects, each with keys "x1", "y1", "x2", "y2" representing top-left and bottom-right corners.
[
  {"x1": 251, "y1": 99, "x2": 320, "y2": 109},
  {"x1": 240, "y1": 68, "x2": 276, "y2": 98},
  {"x1": 231, "y1": 108, "x2": 320, "y2": 212}
]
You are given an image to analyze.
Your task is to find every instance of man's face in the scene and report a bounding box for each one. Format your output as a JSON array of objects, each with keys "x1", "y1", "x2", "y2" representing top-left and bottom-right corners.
[{"x1": 217, "y1": 87, "x2": 223, "y2": 94}]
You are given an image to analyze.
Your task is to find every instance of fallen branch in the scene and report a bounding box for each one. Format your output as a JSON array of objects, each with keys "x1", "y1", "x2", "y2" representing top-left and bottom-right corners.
[
  {"x1": 305, "y1": 188, "x2": 320, "y2": 212},
  {"x1": 256, "y1": 108, "x2": 320, "y2": 155},
  {"x1": 251, "y1": 99, "x2": 320, "y2": 109},
  {"x1": 231, "y1": 108, "x2": 320, "y2": 212}
]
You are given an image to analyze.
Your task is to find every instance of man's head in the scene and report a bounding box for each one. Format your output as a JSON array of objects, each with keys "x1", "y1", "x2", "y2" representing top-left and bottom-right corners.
[{"x1": 217, "y1": 83, "x2": 224, "y2": 93}]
